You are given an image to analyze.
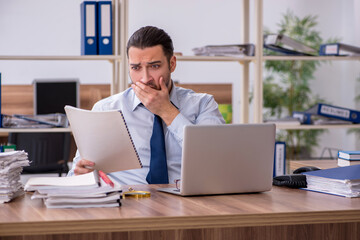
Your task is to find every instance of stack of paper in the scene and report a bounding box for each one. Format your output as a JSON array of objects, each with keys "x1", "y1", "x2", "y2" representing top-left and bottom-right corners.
[
  {"x1": 265, "y1": 117, "x2": 301, "y2": 126},
  {"x1": 25, "y1": 171, "x2": 122, "y2": 208},
  {"x1": 303, "y1": 165, "x2": 360, "y2": 198},
  {"x1": 0, "y1": 151, "x2": 30, "y2": 203},
  {"x1": 192, "y1": 44, "x2": 255, "y2": 57}
]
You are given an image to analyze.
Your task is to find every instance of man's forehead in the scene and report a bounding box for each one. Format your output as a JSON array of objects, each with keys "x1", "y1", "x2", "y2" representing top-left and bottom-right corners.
[
  {"x1": 128, "y1": 45, "x2": 164, "y2": 56},
  {"x1": 128, "y1": 46, "x2": 166, "y2": 64}
]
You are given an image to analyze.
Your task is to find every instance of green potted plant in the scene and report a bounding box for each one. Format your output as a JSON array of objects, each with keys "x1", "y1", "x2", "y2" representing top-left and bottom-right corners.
[{"x1": 263, "y1": 10, "x2": 338, "y2": 160}]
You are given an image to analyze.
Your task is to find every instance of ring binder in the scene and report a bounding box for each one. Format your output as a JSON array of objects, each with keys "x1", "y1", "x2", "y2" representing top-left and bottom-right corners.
[
  {"x1": 319, "y1": 43, "x2": 360, "y2": 56},
  {"x1": 97, "y1": 1, "x2": 113, "y2": 55},
  {"x1": 81, "y1": 1, "x2": 98, "y2": 55}
]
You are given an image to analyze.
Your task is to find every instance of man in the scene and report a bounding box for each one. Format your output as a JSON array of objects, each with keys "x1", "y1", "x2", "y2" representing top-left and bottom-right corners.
[{"x1": 68, "y1": 26, "x2": 225, "y2": 185}]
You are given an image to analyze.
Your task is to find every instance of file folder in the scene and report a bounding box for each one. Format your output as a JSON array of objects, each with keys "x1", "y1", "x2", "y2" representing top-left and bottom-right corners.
[
  {"x1": 264, "y1": 34, "x2": 317, "y2": 56},
  {"x1": 97, "y1": 1, "x2": 113, "y2": 55},
  {"x1": 0, "y1": 73, "x2": 2, "y2": 128},
  {"x1": 273, "y1": 141, "x2": 286, "y2": 177},
  {"x1": 81, "y1": 1, "x2": 98, "y2": 55}
]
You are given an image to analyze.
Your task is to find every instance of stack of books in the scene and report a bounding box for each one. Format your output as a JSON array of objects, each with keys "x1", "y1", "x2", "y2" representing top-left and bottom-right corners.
[
  {"x1": 25, "y1": 171, "x2": 122, "y2": 208},
  {"x1": 303, "y1": 165, "x2": 360, "y2": 198},
  {"x1": 0, "y1": 151, "x2": 29, "y2": 203},
  {"x1": 338, "y1": 150, "x2": 360, "y2": 167}
]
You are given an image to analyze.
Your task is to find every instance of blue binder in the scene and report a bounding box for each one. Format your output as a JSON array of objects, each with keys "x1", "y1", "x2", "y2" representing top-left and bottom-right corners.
[
  {"x1": 97, "y1": 1, "x2": 113, "y2": 55},
  {"x1": 303, "y1": 165, "x2": 360, "y2": 181},
  {"x1": 292, "y1": 111, "x2": 312, "y2": 124},
  {"x1": 302, "y1": 165, "x2": 360, "y2": 197},
  {"x1": 319, "y1": 43, "x2": 360, "y2": 56},
  {"x1": 273, "y1": 141, "x2": 286, "y2": 177},
  {"x1": 81, "y1": 1, "x2": 98, "y2": 55},
  {"x1": 0, "y1": 73, "x2": 2, "y2": 128},
  {"x1": 305, "y1": 103, "x2": 360, "y2": 123}
]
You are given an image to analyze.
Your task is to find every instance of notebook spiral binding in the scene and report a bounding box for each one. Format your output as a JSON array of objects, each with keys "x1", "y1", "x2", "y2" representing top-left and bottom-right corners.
[{"x1": 118, "y1": 110, "x2": 142, "y2": 168}]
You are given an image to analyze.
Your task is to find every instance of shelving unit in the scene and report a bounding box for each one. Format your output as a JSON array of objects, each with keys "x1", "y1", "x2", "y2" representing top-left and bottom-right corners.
[
  {"x1": 264, "y1": 54, "x2": 360, "y2": 131},
  {"x1": 0, "y1": 56, "x2": 121, "y2": 61},
  {"x1": 176, "y1": 56, "x2": 256, "y2": 62},
  {"x1": 1, "y1": 0, "x2": 359, "y2": 128},
  {"x1": 263, "y1": 56, "x2": 360, "y2": 61},
  {"x1": 0, "y1": 128, "x2": 71, "y2": 133},
  {"x1": 115, "y1": 0, "x2": 360, "y2": 126},
  {"x1": 117, "y1": 0, "x2": 255, "y2": 124},
  {"x1": 275, "y1": 124, "x2": 360, "y2": 130},
  {"x1": 249, "y1": 0, "x2": 360, "y2": 136}
]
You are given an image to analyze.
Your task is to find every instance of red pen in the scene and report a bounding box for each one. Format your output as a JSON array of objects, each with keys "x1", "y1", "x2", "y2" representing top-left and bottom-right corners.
[{"x1": 98, "y1": 170, "x2": 114, "y2": 188}]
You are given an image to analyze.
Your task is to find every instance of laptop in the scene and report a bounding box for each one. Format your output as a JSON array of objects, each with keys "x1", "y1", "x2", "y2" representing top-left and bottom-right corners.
[{"x1": 157, "y1": 123, "x2": 276, "y2": 196}]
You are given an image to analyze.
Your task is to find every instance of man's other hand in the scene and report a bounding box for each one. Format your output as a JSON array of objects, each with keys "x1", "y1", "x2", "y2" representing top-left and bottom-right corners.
[{"x1": 74, "y1": 159, "x2": 95, "y2": 175}]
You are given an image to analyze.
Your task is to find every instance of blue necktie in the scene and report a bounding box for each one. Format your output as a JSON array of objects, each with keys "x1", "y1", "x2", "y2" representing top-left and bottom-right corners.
[{"x1": 146, "y1": 115, "x2": 169, "y2": 184}]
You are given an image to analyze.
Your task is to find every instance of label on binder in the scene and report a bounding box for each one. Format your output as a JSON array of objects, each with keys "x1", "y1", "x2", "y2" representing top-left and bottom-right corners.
[
  {"x1": 324, "y1": 45, "x2": 338, "y2": 55},
  {"x1": 320, "y1": 105, "x2": 350, "y2": 119}
]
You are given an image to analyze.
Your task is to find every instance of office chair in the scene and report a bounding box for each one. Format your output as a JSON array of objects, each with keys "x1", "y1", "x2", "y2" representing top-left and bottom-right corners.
[{"x1": 8, "y1": 132, "x2": 70, "y2": 176}]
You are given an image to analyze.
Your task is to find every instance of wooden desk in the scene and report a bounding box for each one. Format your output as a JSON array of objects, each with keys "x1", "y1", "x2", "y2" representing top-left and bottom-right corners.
[
  {"x1": 290, "y1": 159, "x2": 338, "y2": 171},
  {"x1": 0, "y1": 128, "x2": 72, "y2": 138},
  {"x1": 1, "y1": 185, "x2": 360, "y2": 240}
]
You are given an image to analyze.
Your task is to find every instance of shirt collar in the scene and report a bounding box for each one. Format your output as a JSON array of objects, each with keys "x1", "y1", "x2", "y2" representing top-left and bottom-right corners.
[
  {"x1": 131, "y1": 80, "x2": 179, "y2": 112},
  {"x1": 131, "y1": 90, "x2": 142, "y2": 111},
  {"x1": 169, "y1": 82, "x2": 179, "y2": 109}
]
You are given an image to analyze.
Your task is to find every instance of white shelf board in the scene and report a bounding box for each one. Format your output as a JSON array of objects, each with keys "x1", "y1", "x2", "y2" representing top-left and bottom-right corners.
[
  {"x1": 263, "y1": 55, "x2": 360, "y2": 61},
  {"x1": 0, "y1": 127, "x2": 72, "y2": 133},
  {"x1": 0, "y1": 55, "x2": 122, "y2": 61},
  {"x1": 177, "y1": 55, "x2": 255, "y2": 62},
  {"x1": 275, "y1": 124, "x2": 360, "y2": 130}
]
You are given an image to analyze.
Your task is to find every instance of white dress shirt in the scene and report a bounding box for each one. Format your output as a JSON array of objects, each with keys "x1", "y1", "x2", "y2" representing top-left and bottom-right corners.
[{"x1": 68, "y1": 84, "x2": 225, "y2": 185}]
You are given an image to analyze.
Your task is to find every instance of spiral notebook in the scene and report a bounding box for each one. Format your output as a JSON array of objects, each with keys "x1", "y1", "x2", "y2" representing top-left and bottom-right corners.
[{"x1": 64, "y1": 106, "x2": 142, "y2": 173}]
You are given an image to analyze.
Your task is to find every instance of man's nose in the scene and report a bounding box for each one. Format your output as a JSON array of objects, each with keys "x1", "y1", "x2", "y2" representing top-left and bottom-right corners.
[{"x1": 141, "y1": 69, "x2": 152, "y2": 84}]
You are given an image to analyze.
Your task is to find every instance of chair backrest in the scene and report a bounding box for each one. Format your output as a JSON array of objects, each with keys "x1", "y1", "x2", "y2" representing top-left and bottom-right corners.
[{"x1": 8, "y1": 132, "x2": 70, "y2": 176}]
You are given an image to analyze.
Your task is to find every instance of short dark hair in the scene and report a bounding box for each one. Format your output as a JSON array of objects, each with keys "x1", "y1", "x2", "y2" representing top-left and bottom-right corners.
[{"x1": 126, "y1": 26, "x2": 174, "y2": 62}]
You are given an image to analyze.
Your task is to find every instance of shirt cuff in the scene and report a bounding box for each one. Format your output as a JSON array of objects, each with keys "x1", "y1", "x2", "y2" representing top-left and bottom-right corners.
[{"x1": 67, "y1": 151, "x2": 80, "y2": 177}]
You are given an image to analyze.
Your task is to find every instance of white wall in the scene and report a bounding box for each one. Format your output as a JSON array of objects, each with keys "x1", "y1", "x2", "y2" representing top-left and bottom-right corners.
[
  {"x1": 0, "y1": 0, "x2": 112, "y2": 85},
  {"x1": 0, "y1": 0, "x2": 359, "y2": 156}
]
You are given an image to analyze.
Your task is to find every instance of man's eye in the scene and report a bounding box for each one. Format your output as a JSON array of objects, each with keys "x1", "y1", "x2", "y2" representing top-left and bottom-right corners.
[
  {"x1": 151, "y1": 65, "x2": 160, "y2": 69},
  {"x1": 131, "y1": 66, "x2": 140, "y2": 70}
]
